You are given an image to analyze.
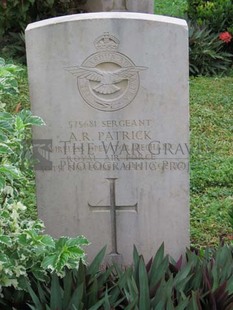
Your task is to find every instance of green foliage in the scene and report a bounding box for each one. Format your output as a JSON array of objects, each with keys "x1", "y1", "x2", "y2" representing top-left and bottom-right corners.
[
  {"x1": 189, "y1": 22, "x2": 232, "y2": 76},
  {"x1": 1, "y1": 31, "x2": 27, "y2": 63},
  {"x1": 0, "y1": 150, "x2": 88, "y2": 294},
  {"x1": 0, "y1": 58, "x2": 40, "y2": 208},
  {"x1": 187, "y1": 0, "x2": 233, "y2": 34},
  {"x1": 0, "y1": 194, "x2": 88, "y2": 289},
  {"x1": 155, "y1": 0, "x2": 233, "y2": 75},
  {"x1": 27, "y1": 247, "x2": 114, "y2": 310},
  {"x1": 27, "y1": 244, "x2": 233, "y2": 309},
  {"x1": 0, "y1": 0, "x2": 86, "y2": 36},
  {"x1": 154, "y1": 0, "x2": 188, "y2": 18},
  {"x1": 0, "y1": 109, "x2": 44, "y2": 188},
  {"x1": 0, "y1": 57, "x2": 22, "y2": 99},
  {"x1": 187, "y1": 0, "x2": 233, "y2": 58},
  {"x1": 0, "y1": 58, "x2": 37, "y2": 217},
  {"x1": 0, "y1": 199, "x2": 88, "y2": 307},
  {"x1": 0, "y1": 0, "x2": 87, "y2": 61},
  {"x1": 0, "y1": 59, "x2": 89, "y2": 304}
]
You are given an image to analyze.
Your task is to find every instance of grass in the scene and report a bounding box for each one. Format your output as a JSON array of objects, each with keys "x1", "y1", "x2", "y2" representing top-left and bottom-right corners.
[
  {"x1": 154, "y1": 0, "x2": 188, "y2": 18},
  {"x1": 154, "y1": 3, "x2": 233, "y2": 248},
  {"x1": 190, "y1": 76, "x2": 233, "y2": 247}
]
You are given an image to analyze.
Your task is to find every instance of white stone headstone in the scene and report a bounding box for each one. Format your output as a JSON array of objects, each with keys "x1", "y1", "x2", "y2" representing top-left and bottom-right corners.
[{"x1": 26, "y1": 13, "x2": 189, "y2": 264}]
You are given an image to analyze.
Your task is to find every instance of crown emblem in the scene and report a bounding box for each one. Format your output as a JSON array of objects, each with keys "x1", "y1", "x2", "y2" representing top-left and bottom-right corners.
[
  {"x1": 94, "y1": 33, "x2": 119, "y2": 51},
  {"x1": 66, "y1": 33, "x2": 147, "y2": 111}
]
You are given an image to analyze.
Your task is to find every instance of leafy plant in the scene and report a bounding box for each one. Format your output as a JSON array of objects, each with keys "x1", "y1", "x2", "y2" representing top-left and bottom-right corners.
[
  {"x1": 187, "y1": 0, "x2": 233, "y2": 57},
  {"x1": 0, "y1": 57, "x2": 22, "y2": 99},
  {"x1": 27, "y1": 247, "x2": 117, "y2": 310},
  {"x1": 187, "y1": 0, "x2": 233, "y2": 34},
  {"x1": 0, "y1": 58, "x2": 89, "y2": 308},
  {"x1": 189, "y1": 22, "x2": 232, "y2": 76},
  {"x1": 0, "y1": 0, "x2": 86, "y2": 36},
  {"x1": 1, "y1": 32, "x2": 27, "y2": 63},
  {"x1": 27, "y1": 244, "x2": 233, "y2": 309},
  {"x1": 0, "y1": 0, "x2": 88, "y2": 61},
  {"x1": 0, "y1": 109, "x2": 89, "y2": 294}
]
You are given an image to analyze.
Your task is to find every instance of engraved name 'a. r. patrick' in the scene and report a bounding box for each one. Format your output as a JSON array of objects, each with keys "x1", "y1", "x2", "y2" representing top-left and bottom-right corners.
[{"x1": 65, "y1": 33, "x2": 147, "y2": 112}]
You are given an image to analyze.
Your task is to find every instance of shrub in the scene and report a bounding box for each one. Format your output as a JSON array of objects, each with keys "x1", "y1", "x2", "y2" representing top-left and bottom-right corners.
[
  {"x1": 189, "y1": 22, "x2": 232, "y2": 76},
  {"x1": 26, "y1": 244, "x2": 233, "y2": 309},
  {"x1": 0, "y1": 0, "x2": 87, "y2": 37},
  {"x1": 187, "y1": 0, "x2": 233, "y2": 56},
  {"x1": 0, "y1": 58, "x2": 89, "y2": 307},
  {"x1": 0, "y1": 0, "x2": 88, "y2": 62},
  {"x1": 187, "y1": 0, "x2": 233, "y2": 33}
]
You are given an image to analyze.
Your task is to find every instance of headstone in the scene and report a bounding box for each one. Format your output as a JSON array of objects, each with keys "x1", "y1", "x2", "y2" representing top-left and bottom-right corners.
[
  {"x1": 26, "y1": 12, "x2": 189, "y2": 265},
  {"x1": 80, "y1": 0, "x2": 154, "y2": 14}
]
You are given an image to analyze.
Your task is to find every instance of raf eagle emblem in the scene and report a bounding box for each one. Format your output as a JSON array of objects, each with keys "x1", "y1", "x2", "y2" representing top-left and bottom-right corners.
[
  {"x1": 66, "y1": 66, "x2": 146, "y2": 95},
  {"x1": 65, "y1": 32, "x2": 147, "y2": 111}
]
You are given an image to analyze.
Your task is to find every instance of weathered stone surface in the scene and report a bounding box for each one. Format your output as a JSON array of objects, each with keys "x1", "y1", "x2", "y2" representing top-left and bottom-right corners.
[
  {"x1": 80, "y1": 0, "x2": 154, "y2": 13},
  {"x1": 26, "y1": 13, "x2": 189, "y2": 264}
]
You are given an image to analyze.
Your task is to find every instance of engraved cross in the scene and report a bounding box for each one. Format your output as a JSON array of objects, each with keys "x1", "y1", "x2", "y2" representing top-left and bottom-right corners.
[{"x1": 88, "y1": 178, "x2": 137, "y2": 254}]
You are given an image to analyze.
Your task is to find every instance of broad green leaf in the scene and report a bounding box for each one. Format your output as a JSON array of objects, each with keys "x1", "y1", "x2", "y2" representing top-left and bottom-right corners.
[
  {"x1": 0, "y1": 235, "x2": 12, "y2": 246},
  {"x1": 149, "y1": 255, "x2": 169, "y2": 289},
  {"x1": 87, "y1": 278, "x2": 98, "y2": 307},
  {"x1": 62, "y1": 270, "x2": 73, "y2": 309},
  {"x1": 0, "y1": 112, "x2": 14, "y2": 121},
  {"x1": 139, "y1": 257, "x2": 150, "y2": 310},
  {"x1": 0, "y1": 119, "x2": 13, "y2": 132},
  {"x1": 68, "y1": 283, "x2": 84, "y2": 309},
  {"x1": 88, "y1": 246, "x2": 106, "y2": 275},
  {"x1": 67, "y1": 235, "x2": 89, "y2": 247},
  {"x1": 41, "y1": 254, "x2": 56, "y2": 271},
  {"x1": 39, "y1": 235, "x2": 55, "y2": 248},
  {"x1": 18, "y1": 110, "x2": 45, "y2": 126},
  {"x1": 55, "y1": 251, "x2": 70, "y2": 271},
  {"x1": 27, "y1": 283, "x2": 43, "y2": 310},
  {"x1": 25, "y1": 115, "x2": 45, "y2": 126},
  {"x1": 0, "y1": 143, "x2": 13, "y2": 154},
  {"x1": 67, "y1": 246, "x2": 84, "y2": 256},
  {"x1": 0, "y1": 165, "x2": 20, "y2": 179},
  {"x1": 50, "y1": 273, "x2": 63, "y2": 310},
  {"x1": 154, "y1": 243, "x2": 165, "y2": 267},
  {"x1": 15, "y1": 115, "x2": 24, "y2": 131},
  {"x1": 133, "y1": 245, "x2": 140, "y2": 287}
]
